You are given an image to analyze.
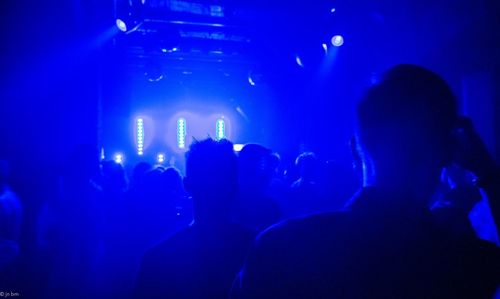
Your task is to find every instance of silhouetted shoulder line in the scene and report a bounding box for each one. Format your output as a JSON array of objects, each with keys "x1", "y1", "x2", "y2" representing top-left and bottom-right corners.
[{"x1": 255, "y1": 211, "x2": 351, "y2": 246}]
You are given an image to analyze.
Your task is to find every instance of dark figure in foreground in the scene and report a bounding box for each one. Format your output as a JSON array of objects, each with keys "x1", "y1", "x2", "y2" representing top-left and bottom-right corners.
[
  {"x1": 234, "y1": 144, "x2": 282, "y2": 232},
  {"x1": 232, "y1": 65, "x2": 500, "y2": 298},
  {"x1": 287, "y1": 152, "x2": 324, "y2": 218},
  {"x1": 134, "y1": 139, "x2": 253, "y2": 299},
  {"x1": 0, "y1": 160, "x2": 22, "y2": 289}
]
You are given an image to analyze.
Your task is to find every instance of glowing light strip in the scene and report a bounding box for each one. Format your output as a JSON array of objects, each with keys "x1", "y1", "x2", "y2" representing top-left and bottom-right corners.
[
  {"x1": 216, "y1": 119, "x2": 225, "y2": 140},
  {"x1": 177, "y1": 118, "x2": 187, "y2": 149},
  {"x1": 137, "y1": 118, "x2": 144, "y2": 155}
]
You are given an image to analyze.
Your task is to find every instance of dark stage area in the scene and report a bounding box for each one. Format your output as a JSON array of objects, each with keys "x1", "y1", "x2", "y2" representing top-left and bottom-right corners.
[{"x1": 1, "y1": 0, "x2": 500, "y2": 298}]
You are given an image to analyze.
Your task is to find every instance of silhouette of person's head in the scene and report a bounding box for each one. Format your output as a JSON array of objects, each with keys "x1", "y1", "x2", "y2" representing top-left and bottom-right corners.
[
  {"x1": 142, "y1": 167, "x2": 164, "y2": 195},
  {"x1": 131, "y1": 162, "x2": 152, "y2": 189},
  {"x1": 295, "y1": 152, "x2": 318, "y2": 182},
  {"x1": 184, "y1": 138, "x2": 238, "y2": 225},
  {"x1": 356, "y1": 64, "x2": 458, "y2": 204},
  {"x1": 238, "y1": 144, "x2": 273, "y2": 194},
  {"x1": 101, "y1": 160, "x2": 128, "y2": 193},
  {"x1": 162, "y1": 167, "x2": 184, "y2": 195}
]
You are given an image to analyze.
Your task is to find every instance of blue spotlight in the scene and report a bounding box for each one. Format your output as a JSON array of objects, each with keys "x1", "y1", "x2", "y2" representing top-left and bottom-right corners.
[
  {"x1": 177, "y1": 118, "x2": 187, "y2": 149},
  {"x1": 322, "y1": 43, "x2": 328, "y2": 53},
  {"x1": 216, "y1": 119, "x2": 225, "y2": 140},
  {"x1": 157, "y1": 153, "x2": 165, "y2": 164},
  {"x1": 136, "y1": 118, "x2": 144, "y2": 156},
  {"x1": 248, "y1": 76, "x2": 256, "y2": 86},
  {"x1": 331, "y1": 35, "x2": 344, "y2": 47},
  {"x1": 295, "y1": 55, "x2": 304, "y2": 67},
  {"x1": 116, "y1": 19, "x2": 127, "y2": 32}
]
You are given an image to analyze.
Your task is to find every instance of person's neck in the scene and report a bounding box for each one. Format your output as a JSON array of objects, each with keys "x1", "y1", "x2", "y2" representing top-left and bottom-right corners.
[{"x1": 192, "y1": 197, "x2": 233, "y2": 228}]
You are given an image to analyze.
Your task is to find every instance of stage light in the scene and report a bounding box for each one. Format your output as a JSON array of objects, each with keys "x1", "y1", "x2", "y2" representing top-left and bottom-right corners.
[
  {"x1": 330, "y1": 8, "x2": 336, "y2": 13},
  {"x1": 157, "y1": 153, "x2": 165, "y2": 163},
  {"x1": 247, "y1": 69, "x2": 263, "y2": 86},
  {"x1": 233, "y1": 144, "x2": 244, "y2": 152},
  {"x1": 295, "y1": 55, "x2": 304, "y2": 67},
  {"x1": 116, "y1": 19, "x2": 127, "y2": 32},
  {"x1": 322, "y1": 43, "x2": 328, "y2": 53},
  {"x1": 161, "y1": 47, "x2": 179, "y2": 53},
  {"x1": 114, "y1": 153, "x2": 124, "y2": 164},
  {"x1": 137, "y1": 118, "x2": 144, "y2": 155},
  {"x1": 331, "y1": 35, "x2": 344, "y2": 47},
  {"x1": 216, "y1": 119, "x2": 225, "y2": 140},
  {"x1": 177, "y1": 118, "x2": 187, "y2": 149},
  {"x1": 100, "y1": 148, "x2": 105, "y2": 160},
  {"x1": 248, "y1": 76, "x2": 255, "y2": 86},
  {"x1": 115, "y1": 15, "x2": 142, "y2": 34}
]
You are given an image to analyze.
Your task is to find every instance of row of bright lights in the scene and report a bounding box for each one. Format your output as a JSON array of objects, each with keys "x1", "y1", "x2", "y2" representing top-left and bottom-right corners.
[
  {"x1": 118, "y1": 18, "x2": 344, "y2": 48},
  {"x1": 137, "y1": 118, "x2": 144, "y2": 156},
  {"x1": 112, "y1": 144, "x2": 244, "y2": 165},
  {"x1": 135, "y1": 117, "x2": 228, "y2": 156},
  {"x1": 177, "y1": 118, "x2": 187, "y2": 149},
  {"x1": 216, "y1": 119, "x2": 225, "y2": 140}
]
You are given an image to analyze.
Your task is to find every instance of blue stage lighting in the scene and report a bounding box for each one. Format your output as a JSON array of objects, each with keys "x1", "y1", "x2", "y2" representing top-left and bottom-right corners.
[
  {"x1": 295, "y1": 55, "x2": 304, "y2": 67},
  {"x1": 322, "y1": 43, "x2": 328, "y2": 53},
  {"x1": 137, "y1": 118, "x2": 144, "y2": 155},
  {"x1": 216, "y1": 119, "x2": 225, "y2": 140},
  {"x1": 248, "y1": 76, "x2": 256, "y2": 86},
  {"x1": 116, "y1": 19, "x2": 127, "y2": 32},
  {"x1": 233, "y1": 144, "x2": 244, "y2": 152},
  {"x1": 157, "y1": 153, "x2": 165, "y2": 164},
  {"x1": 114, "y1": 153, "x2": 124, "y2": 164},
  {"x1": 177, "y1": 118, "x2": 187, "y2": 149},
  {"x1": 331, "y1": 35, "x2": 344, "y2": 47}
]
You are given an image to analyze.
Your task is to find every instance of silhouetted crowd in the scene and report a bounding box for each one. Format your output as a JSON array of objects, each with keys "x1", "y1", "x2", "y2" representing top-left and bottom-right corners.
[{"x1": 1, "y1": 65, "x2": 500, "y2": 298}]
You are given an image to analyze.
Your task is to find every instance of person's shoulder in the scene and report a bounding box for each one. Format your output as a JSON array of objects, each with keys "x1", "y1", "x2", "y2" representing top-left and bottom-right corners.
[{"x1": 256, "y1": 210, "x2": 351, "y2": 247}]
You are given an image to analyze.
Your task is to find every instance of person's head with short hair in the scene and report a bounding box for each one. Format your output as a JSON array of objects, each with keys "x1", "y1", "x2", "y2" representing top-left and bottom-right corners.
[
  {"x1": 101, "y1": 160, "x2": 128, "y2": 193},
  {"x1": 238, "y1": 144, "x2": 274, "y2": 193},
  {"x1": 131, "y1": 162, "x2": 152, "y2": 188},
  {"x1": 162, "y1": 167, "x2": 184, "y2": 194},
  {"x1": 355, "y1": 64, "x2": 458, "y2": 204},
  {"x1": 184, "y1": 138, "x2": 238, "y2": 224}
]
